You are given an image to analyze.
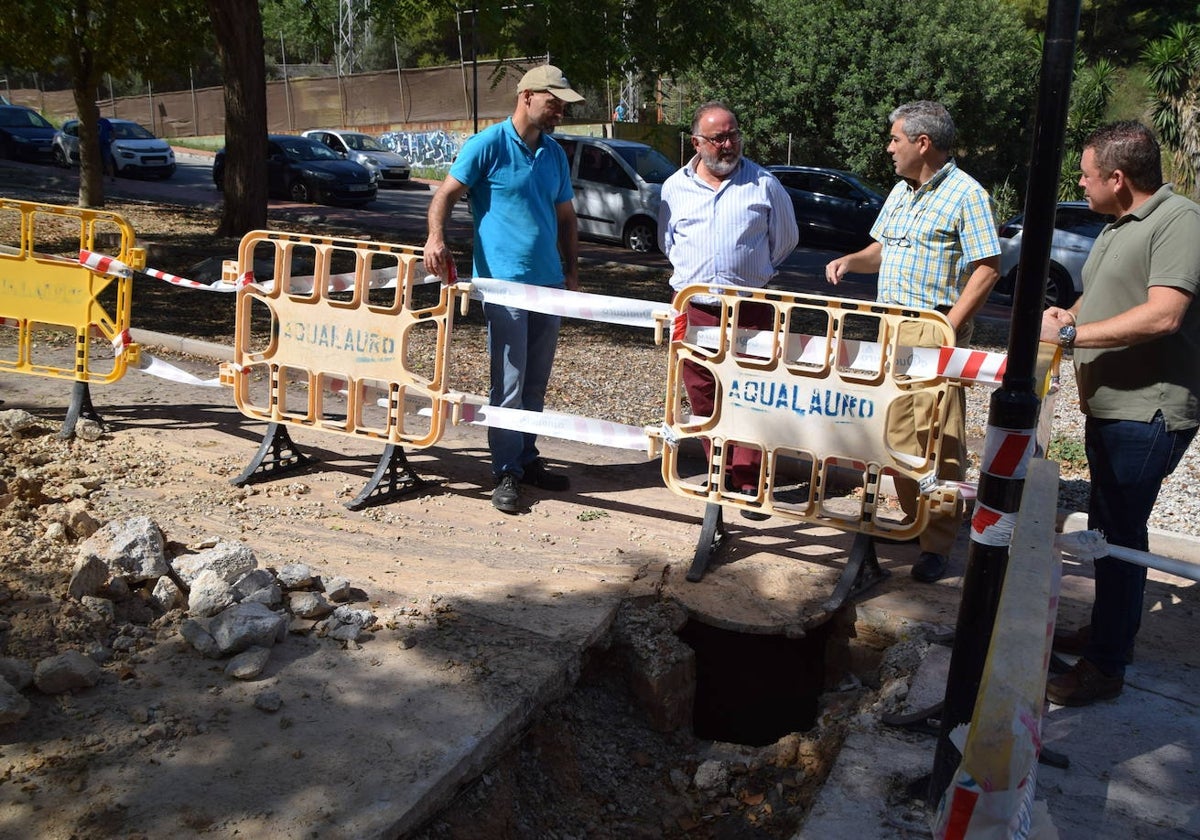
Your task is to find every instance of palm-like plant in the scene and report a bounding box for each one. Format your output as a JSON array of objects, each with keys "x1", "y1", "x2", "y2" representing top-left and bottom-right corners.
[
  {"x1": 1144, "y1": 23, "x2": 1200, "y2": 198},
  {"x1": 1061, "y1": 57, "x2": 1116, "y2": 202}
]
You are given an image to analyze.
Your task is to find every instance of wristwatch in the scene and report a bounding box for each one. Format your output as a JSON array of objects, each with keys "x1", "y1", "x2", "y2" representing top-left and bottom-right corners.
[{"x1": 1058, "y1": 324, "x2": 1077, "y2": 349}]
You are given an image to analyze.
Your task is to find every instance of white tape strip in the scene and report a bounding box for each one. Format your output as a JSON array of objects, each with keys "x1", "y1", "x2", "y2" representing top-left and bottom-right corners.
[
  {"x1": 469, "y1": 278, "x2": 668, "y2": 329},
  {"x1": 434, "y1": 394, "x2": 650, "y2": 451},
  {"x1": 133, "y1": 353, "x2": 222, "y2": 387}
]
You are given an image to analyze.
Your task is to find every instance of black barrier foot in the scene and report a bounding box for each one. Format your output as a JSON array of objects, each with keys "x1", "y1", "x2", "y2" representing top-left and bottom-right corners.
[
  {"x1": 686, "y1": 502, "x2": 727, "y2": 582},
  {"x1": 821, "y1": 532, "x2": 889, "y2": 612},
  {"x1": 231, "y1": 422, "x2": 313, "y2": 486},
  {"x1": 59, "y1": 381, "x2": 104, "y2": 440},
  {"x1": 345, "y1": 443, "x2": 429, "y2": 510}
]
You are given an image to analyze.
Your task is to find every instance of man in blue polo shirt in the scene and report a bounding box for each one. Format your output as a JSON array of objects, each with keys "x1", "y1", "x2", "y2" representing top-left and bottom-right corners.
[{"x1": 424, "y1": 65, "x2": 582, "y2": 513}]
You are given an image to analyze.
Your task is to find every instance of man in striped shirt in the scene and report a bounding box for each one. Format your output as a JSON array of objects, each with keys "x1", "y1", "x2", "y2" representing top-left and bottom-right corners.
[
  {"x1": 658, "y1": 101, "x2": 799, "y2": 520},
  {"x1": 825, "y1": 101, "x2": 1001, "y2": 582}
]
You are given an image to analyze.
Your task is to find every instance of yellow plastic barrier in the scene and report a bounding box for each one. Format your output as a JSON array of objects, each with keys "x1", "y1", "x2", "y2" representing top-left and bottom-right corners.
[
  {"x1": 0, "y1": 198, "x2": 145, "y2": 383},
  {"x1": 653, "y1": 284, "x2": 963, "y2": 541},
  {"x1": 220, "y1": 230, "x2": 466, "y2": 448}
]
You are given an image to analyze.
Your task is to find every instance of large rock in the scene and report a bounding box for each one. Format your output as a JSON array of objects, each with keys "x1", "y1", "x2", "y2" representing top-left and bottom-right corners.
[
  {"x1": 68, "y1": 554, "x2": 109, "y2": 600},
  {"x1": 0, "y1": 679, "x2": 30, "y2": 724},
  {"x1": 171, "y1": 539, "x2": 258, "y2": 586},
  {"x1": 34, "y1": 650, "x2": 101, "y2": 694},
  {"x1": 208, "y1": 602, "x2": 287, "y2": 656},
  {"x1": 187, "y1": 569, "x2": 235, "y2": 618},
  {"x1": 77, "y1": 515, "x2": 168, "y2": 583},
  {"x1": 0, "y1": 657, "x2": 34, "y2": 691}
]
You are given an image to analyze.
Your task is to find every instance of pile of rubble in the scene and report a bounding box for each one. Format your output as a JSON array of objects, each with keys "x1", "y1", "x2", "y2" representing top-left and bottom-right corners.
[{"x1": 0, "y1": 408, "x2": 384, "y2": 726}]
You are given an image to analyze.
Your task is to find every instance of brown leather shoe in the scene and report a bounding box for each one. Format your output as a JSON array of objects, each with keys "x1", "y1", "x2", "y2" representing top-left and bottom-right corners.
[{"x1": 1046, "y1": 657, "x2": 1123, "y2": 706}]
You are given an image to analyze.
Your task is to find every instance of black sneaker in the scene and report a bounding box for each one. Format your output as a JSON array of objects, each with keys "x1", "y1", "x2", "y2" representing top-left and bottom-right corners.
[
  {"x1": 522, "y1": 458, "x2": 570, "y2": 491},
  {"x1": 492, "y1": 473, "x2": 520, "y2": 513}
]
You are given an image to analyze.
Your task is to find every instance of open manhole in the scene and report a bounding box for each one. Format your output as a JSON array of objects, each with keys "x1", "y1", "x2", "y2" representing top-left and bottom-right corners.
[{"x1": 679, "y1": 616, "x2": 832, "y2": 746}]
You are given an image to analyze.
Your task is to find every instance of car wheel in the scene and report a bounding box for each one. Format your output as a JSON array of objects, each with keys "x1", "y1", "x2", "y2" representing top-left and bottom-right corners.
[
  {"x1": 623, "y1": 217, "x2": 657, "y2": 253},
  {"x1": 1046, "y1": 264, "x2": 1076, "y2": 309},
  {"x1": 289, "y1": 180, "x2": 312, "y2": 203},
  {"x1": 53, "y1": 146, "x2": 68, "y2": 168}
]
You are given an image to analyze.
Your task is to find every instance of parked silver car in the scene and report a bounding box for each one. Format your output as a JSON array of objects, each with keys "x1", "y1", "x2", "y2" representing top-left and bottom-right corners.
[
  {"x1": 301, "y1": 129, "x2": 411, "y2": 187},
  {"x1": 53, "y1": 118, "x2": 175, "y2": 178},
  {"x1": 997, "y1": 200, "x2": 1112, "y2": 308},
  {"x1": 552, "y1": 134, "x2": 678, "y2": 253}
]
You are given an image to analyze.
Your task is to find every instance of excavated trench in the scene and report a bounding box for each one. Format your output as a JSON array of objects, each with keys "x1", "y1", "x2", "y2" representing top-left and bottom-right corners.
[{"x1": 410, "y1": 594, "x2": 875, "y2": 839}]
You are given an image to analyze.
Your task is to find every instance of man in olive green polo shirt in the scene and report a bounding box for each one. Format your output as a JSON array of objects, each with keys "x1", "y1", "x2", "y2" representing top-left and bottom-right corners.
[{"x1": 1041, "y1": 121, "x2": 1200, "y2": 706}]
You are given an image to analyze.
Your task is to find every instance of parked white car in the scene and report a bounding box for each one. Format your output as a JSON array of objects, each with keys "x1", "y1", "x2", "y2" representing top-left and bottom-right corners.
[
  {"x1": 552, "y1": 134, "x2": 678, "y2": 253},
  {"x1": 301, "y1": 129, "x2": 412, "y2": 187},
  {"x1": 997, "y1": 200, "x2": 1111, "y2": 308},
  {"x1": 53, "y1": 118, "x2": 175, "y2": 179}
]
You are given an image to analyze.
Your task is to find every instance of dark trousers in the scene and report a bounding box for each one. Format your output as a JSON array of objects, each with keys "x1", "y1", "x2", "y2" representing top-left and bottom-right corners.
[
  {"x1": 681, "y1": 301, "x2": 774, "y2": 492},
  {"x1": 1085, "y1": 413, "x2": 1196, "y2": 676}
]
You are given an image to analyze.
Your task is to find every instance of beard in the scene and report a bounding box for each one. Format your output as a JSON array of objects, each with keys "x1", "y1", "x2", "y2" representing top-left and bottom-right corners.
[{"x1": 701, "y1": 147, "x2": 741, "y2": 178}]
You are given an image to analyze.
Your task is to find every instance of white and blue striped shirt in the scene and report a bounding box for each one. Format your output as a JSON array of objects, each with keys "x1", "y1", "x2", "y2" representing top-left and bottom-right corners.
[{"x1": 658, "y1": 156, "x2": 799, "y2": 298}]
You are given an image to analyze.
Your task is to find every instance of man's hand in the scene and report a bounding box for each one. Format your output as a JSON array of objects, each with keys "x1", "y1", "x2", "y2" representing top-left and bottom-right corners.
[
  {"x1": 825, "y1": 256, "x2": 850, "y2": 286},
  {"x1": 1040, "y1": 306, "x2": 1074, "y2": 343},
  {"x1": 422, "y1": 236, "x2": 454, "y2": 284}
]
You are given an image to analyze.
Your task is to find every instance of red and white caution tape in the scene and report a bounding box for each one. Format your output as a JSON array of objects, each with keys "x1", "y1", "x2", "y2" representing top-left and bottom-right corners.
[
  {"x1": 79, "y1": 249, "x2": 134, "y2": 278},
  {"x1": 969, "y1": 425, "x2": 1039, "y2": 547},
  {"x1": 81, "y1": 250, "x2": 439, "y2": 296},
  {"x1": 685, "y1": 324, "x2": 1010, "y2": 387}
]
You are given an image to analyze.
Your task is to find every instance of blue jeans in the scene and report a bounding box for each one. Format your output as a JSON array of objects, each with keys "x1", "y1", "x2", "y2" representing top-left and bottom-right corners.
[
  {"x1": 1084, "y1": 413, "x2": 1196, "y2": 676},
  {"x1": 485, "y1": 300, "x2": 562, "y2": 479}
]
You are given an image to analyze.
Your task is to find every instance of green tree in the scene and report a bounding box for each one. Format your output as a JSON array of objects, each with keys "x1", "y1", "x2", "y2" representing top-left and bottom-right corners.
[
  {"x1": 1144, "y1": 22, "x2": 1200, "y2": 198},
  {"x1": 0, "y1": 0, "x2": 208, "y2": 208},
  {"x1": 697, "y1": 0, "x2": 1037, "y2": 194}
]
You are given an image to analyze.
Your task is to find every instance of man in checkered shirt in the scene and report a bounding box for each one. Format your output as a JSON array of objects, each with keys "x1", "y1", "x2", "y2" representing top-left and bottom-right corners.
[{"x1": 825, "y1": 100, "x2": 1001, "y2": 583}]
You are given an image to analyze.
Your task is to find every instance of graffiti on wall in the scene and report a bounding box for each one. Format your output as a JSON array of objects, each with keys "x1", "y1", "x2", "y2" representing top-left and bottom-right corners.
[{"x1": 378, "y1": 130, "x2": 468, "y2": 173}]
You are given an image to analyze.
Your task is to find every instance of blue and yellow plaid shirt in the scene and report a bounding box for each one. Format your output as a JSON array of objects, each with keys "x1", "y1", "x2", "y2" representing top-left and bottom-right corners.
[{"x1": 871, "y1": 160, "x2": 1000, "y2": 310}]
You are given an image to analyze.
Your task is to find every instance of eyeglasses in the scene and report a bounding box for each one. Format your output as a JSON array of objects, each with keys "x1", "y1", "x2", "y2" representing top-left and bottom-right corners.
[{"x1": 693, "y1": 130, "x2": 742, "y2": 147}]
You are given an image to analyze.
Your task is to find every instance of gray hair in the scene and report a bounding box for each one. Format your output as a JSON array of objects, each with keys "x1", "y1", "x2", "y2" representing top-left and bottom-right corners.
[{"x1": 889, "y1": 101, "x2": 956, "y2": 152}]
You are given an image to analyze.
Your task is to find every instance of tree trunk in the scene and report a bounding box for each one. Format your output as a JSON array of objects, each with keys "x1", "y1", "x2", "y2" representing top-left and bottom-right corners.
[{"x1": 208, "y1": 0, "x2": 269, "y2": 236}]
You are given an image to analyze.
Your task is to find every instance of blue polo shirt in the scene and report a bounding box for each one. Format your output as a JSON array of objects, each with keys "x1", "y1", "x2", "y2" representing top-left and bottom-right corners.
[{"x1": 450, "y1": 119, "x2": 573, "y2": 286}]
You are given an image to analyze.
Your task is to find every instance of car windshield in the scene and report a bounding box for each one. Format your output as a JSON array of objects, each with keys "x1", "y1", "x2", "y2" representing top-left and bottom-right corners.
[
  {"x1": 111, "y1": 122, "x2": 156, "y2": 140},
  {"x1": 344, "y1": 133, "x2": 388, "y2": 153},
  {"x1": 0, "y1": 107, "x2": 53, "y2": 129},
  {"x1": 279, "y1": 139, "x2": 340, "y2": 162},
  {"x1": 615, "y1": 146, "x2": 678, "y2": 184}
]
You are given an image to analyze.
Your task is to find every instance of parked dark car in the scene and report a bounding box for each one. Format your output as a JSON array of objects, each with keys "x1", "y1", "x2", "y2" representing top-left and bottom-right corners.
[
  {"x1": 996, "y1": 200, "x2": 1112, "y2": 309},
  {"x1": 767, "y1": 165, "x2": 885, "y2": 249},
  {"x1": 0, "y1": 104, "x2": 56, "y2": 164},
  {"x1": 212, "y1": 134, "x2": 377, "y2": 206}
]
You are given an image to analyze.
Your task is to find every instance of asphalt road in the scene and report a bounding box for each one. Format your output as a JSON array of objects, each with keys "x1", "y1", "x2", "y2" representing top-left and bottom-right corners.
[{"x1": 4, "y1": 152, "x2": 1014, "y2": 319}]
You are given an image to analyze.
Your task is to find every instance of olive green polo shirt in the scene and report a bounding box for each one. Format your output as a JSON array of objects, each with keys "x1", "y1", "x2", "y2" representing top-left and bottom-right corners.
[{"x1": 1075, "y1": 185, "x2": 1200, "y2": 431}]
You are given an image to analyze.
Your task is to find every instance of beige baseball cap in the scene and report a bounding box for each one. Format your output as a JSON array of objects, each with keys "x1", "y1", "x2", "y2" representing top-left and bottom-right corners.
[{"x1": 516, "y1": 65, "x2": 585, "y2": 103}]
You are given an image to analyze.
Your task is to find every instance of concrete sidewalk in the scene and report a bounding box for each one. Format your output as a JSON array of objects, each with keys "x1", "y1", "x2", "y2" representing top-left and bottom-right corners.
[{"x1": 800, "y1": 520, "x2": 1200, "y2": 839}]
